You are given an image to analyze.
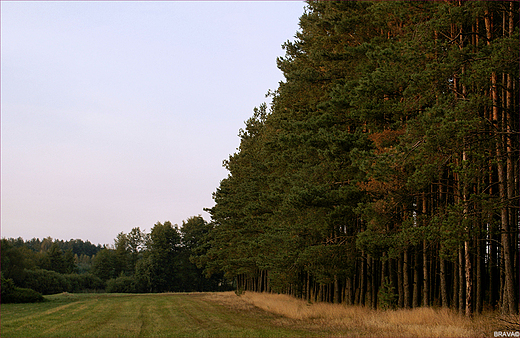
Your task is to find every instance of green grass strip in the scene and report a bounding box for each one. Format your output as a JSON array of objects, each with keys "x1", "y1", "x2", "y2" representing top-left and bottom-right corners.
[{"x1": 1, "y1": 293, "x2": 321, "y2": 337}]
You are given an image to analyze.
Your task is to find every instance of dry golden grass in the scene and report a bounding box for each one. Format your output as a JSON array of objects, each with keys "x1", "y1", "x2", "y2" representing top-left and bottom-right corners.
[
  {"x1": 203, "y1": 291, "x2": 518, "y2": 337},
  {"x1": 471, "y1": 311, "x2": 520, "y2": 337}
]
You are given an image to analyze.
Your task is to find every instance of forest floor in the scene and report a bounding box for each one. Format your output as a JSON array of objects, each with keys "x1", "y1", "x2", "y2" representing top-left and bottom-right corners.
[{"x1": 1, "y1": 291, "x2": 517, "y2": 337}]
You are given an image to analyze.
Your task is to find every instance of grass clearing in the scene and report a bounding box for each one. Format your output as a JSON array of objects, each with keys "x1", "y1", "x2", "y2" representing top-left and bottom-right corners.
[
  {"x1": 1, "y1": 291, "x2": 517, "y2": 337},
  {"x1": 0, "y1": 292, "x2": 320, "y2": 337}
]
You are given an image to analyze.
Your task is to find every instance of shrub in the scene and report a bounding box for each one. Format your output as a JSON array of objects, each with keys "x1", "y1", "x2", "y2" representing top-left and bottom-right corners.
[
  {"x1": 62, "y1": 273, "x2": 105, "y2": 292},
  {"x1": 20, "y1": 270, "x2": 106, "y2": 295},
  {"x1": 5, "y1": 286, "x2": 44, "y2": 303},
  {"x1": 22, "y1": 269, "x2": 70, "y2": 295},
  {"x1": 76, "y1": 273, "x2": 105, "y2": 291},
  {"x1": 1, "y1": 276, "x2": 44, "y2": 303},
  {"x1": 377, "y1": 277, "x2": 397, "y2": 310},
  {"x1": 65, "y1": 273, "x2": 83, "y2": 293},
  {"x1": 106, "y1": 276, "x2": 137, "y2": 293},
  {"x1": 1, "y1": 275, "x2": 15, "y2": 295}
]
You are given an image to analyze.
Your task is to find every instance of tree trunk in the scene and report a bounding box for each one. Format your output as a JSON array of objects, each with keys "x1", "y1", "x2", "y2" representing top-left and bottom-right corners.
[
  {"x1": 504, "y1": 2, "x2": 518, "y2": 314},
  {"x1": 465, "y1": 240, "x2": 472, "y2": 316},
  {"x1": 372, "y1": 258, "x2": 378, "y2": 309},
  {"x1": 440, "y1": 255, "x2": 448, "y2": 308},
  {"x1": 422, "y1": 194, "x2": 429, "y2": 307},
  {"x1": 403, "y1": 248, "x2": 411, "y2": 308},
  {"x1": 306, "y1": 271, "x2": 310, "y2": 301},
  {"x1": 346, "y1": 277, "x2": 353, "y2": 305},
  {"x1": 476, "y1": 228, "x2": 483, "y2": 314},
  {"x1": 360, "y1": 253, "x2": 366, "y2": 306},
  {"x1": 413, "y1": 248, "x2": 420, "y2": 308},
  {"x1": 459, "y1": 247, "x2": 465, "y2": 315},
  {"x1": 398, "y1": 254, "x2": 404, "y2": 308},
  {"x1": 334, "y1": 274, "x2": 340, "y2": 304},
  {"x1": 452, "y1": 259, "x2": 459, "y2": 311},
  {"x1": 366, "y1": 256, "x2": 372, "y2": 308},
  {"x1": 462, "y1": 148, "x2": 472, "y2": 317}
]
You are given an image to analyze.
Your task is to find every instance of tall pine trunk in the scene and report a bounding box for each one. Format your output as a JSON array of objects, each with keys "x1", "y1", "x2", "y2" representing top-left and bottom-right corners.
[
  {"x1": 403, "y1": 249, "x2": 411, "y2": 308},
  {"x1": 440, "y1": 254, "x2": 448, "y2": 307}
]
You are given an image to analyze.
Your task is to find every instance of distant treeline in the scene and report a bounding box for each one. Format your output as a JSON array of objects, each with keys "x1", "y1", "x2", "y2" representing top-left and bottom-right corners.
[
  {"x1": 1, "y1": 236, "x2": 105, "y2": 302},
  {"x1": 191, "y1": 0, "x2": 519, "y2": 316},
  {"x1": 2, "y1": 237, "x2": 103, "y2": 275},
  {"x1": 1, "y1": 216, "x2": 232, "y2": 302}
]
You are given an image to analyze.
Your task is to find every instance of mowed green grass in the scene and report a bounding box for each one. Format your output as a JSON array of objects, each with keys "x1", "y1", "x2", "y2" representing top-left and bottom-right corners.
[{"x1": 0, "y1": 293, "x2": 321, "y2": 337}]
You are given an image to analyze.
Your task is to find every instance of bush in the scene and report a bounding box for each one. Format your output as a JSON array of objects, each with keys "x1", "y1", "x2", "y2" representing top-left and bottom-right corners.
[
  {"x1": 106, "y1": 276, "x2": 137, "y2": 293},
  {"x1": 65, "y1": 273, "x2": 82, "y2": 293},
  {"x1": 22, "y1": 269, "x2": 70, "y2": 295},
  {"x1": 5, "y1": 286, "x2": 44, "y2": 303},
  {"x1": 377, "y1": 277, "x2": 397, "y2": 310},
  {"x1": 64, "y1": 273, "x2": 104, "y2": 292},
  {"x1": 1, "y1": 275, "x2": 15, "y2": 295},
  {"x1": 1, "y1": 276, "x2": 44, "y2": 303},
  {"x1": 75, "y1": 273, "x2": 105, "y2": 292},
  {"x1": 22, "y1": 269, "x2": 107, "y2": 294}
]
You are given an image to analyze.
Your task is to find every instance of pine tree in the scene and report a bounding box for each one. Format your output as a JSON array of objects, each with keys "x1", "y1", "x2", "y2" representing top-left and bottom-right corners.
[{"x1": 202, "y1": 0, "x2": 519, "y2": 314}]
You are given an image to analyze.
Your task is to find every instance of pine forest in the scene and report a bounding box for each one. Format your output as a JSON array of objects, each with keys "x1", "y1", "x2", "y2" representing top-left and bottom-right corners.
[
  {"x1": 194, "y1": 1, "x2": 519, "y2": 316},
  {"x1": 2, "y1": 0, "x2": 518, "y2": 318}
]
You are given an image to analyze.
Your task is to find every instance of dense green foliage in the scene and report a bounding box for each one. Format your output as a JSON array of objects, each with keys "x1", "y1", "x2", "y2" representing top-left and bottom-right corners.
[
  {"x1": 197, "y1": 1, "x2": 519, "y2": 315},
  {"x1": 21, "y1": 270, "x2": 105, "y2": 295},
  {"x1": 105, "y1": 276, "x2": 139, "y2": 293},
  {"x1": 1, "y1": 237, "x2": 101, "y2": 279},
  {"x1": 1, "y1": 276, "x2": 44, "y2": 304},
  {"x1": 97, "y1": 219, "x2": 230, "y2": 293},
  {"x1": 1, "y1": 237, "x2": 105, "y2": 297},
  {"x1": 1, "y1": 216, "x2": 230, "y2": 299}
]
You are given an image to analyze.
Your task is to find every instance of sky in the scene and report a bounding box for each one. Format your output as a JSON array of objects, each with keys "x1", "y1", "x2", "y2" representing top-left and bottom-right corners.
[{"x1": 1, "y1": 1, "x2": 306, "y2": 246}]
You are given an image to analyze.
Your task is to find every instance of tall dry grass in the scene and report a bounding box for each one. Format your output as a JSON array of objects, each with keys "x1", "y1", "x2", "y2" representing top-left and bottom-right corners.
[{"x1": 204, "y1": 291, "x2": 518, "y2": 337}]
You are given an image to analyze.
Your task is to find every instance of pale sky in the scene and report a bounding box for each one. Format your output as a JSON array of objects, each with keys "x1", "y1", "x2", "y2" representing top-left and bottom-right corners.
[{"x1": 1, "y1": 1, "x2": 305, "y2": 245}]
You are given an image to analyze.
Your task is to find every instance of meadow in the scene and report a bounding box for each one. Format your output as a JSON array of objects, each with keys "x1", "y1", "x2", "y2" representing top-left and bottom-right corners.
[{"x1": 1, "y1": 291, "x2": 517, "y2": 337}]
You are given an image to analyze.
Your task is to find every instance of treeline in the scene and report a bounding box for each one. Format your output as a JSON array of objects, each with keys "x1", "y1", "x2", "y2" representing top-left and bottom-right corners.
[
  {"x1": 193, "y1": 1, "x2": 519, "y2": 316},
  {"x1": 1, "y1": 237, "x2": 105, "y2": 301},
  {"x1": 91, "y1": 217, "x2": 229, "y2": 293},
  {"x1": 1, "y1": 216, "x2": 231, "y2": 301},
  {"x1": 2, "y1": 236, "x2": 102, "y2": 276}
]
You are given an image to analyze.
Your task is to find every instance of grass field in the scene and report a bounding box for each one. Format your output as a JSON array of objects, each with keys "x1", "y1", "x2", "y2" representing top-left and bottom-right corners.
[
  {"x1": 1, "y1": 292, "x2": 517, "y2": 337},
  {"x1": 0, "y1": 292, "x2": 321, "y2": 337}
]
